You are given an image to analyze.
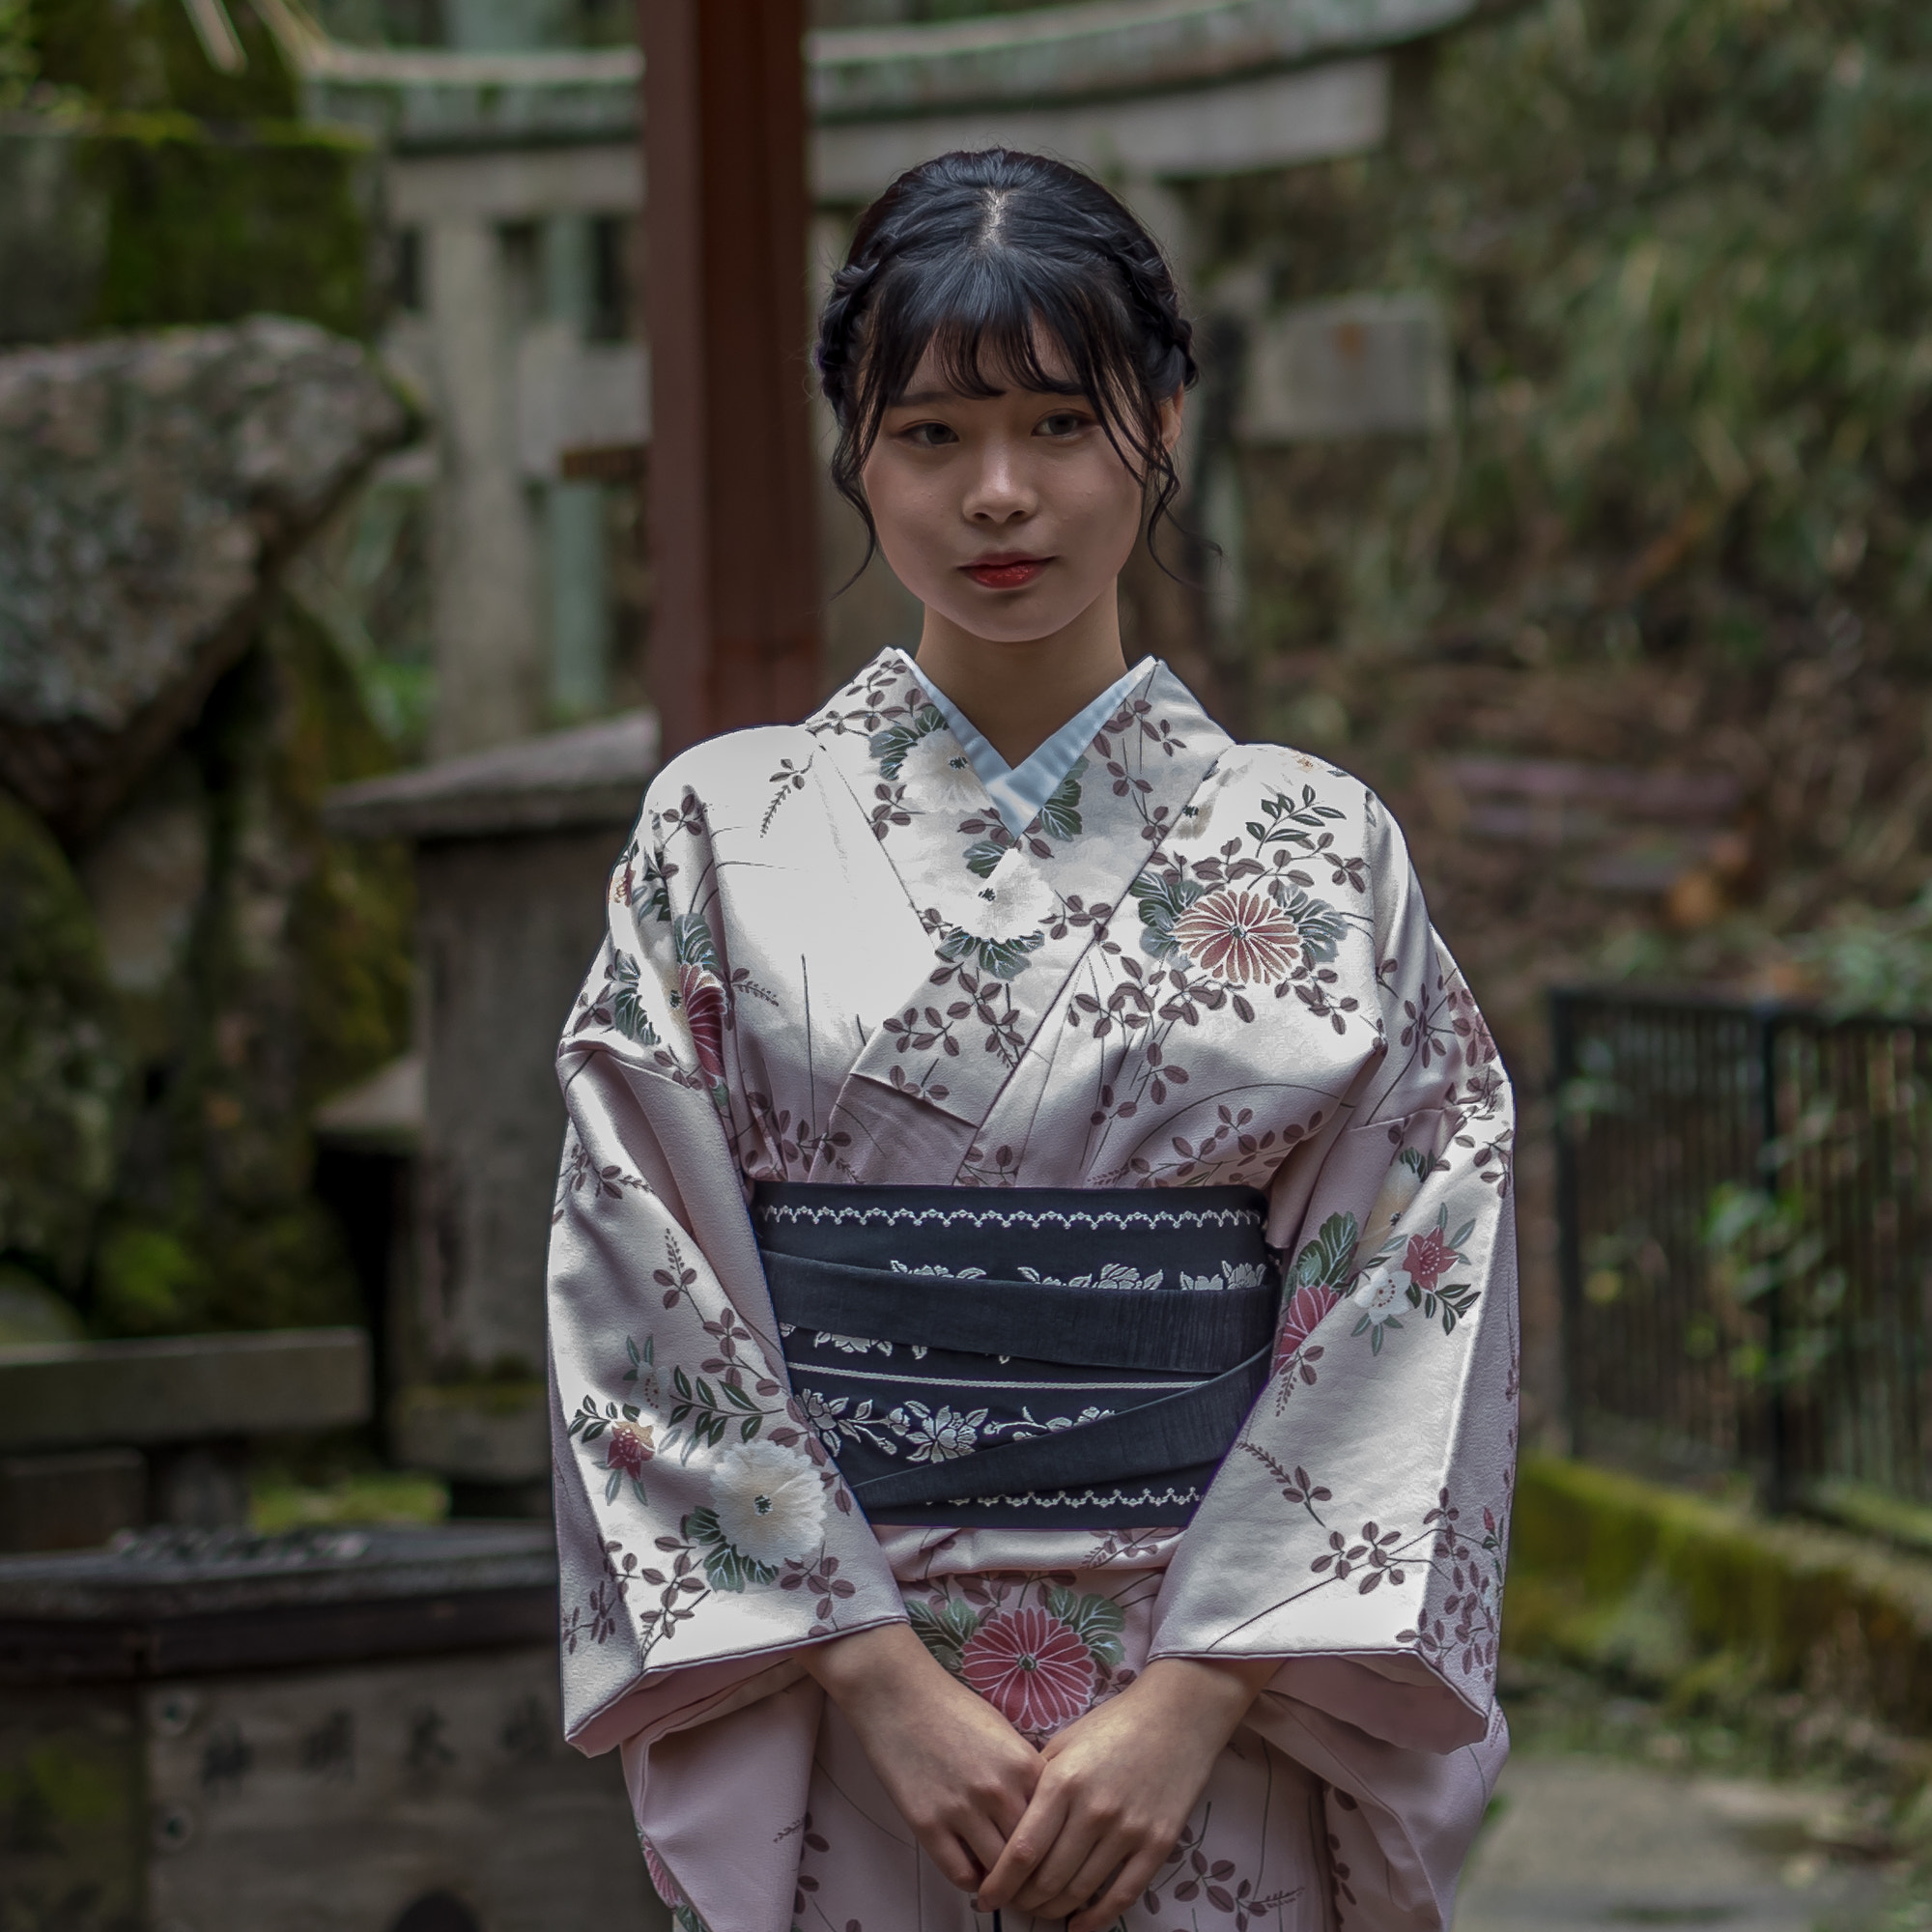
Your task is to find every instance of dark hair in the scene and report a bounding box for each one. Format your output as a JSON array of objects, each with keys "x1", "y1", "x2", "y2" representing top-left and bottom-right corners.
[{"x1": 815, "y1": 148, "x2": 1198, "y2": 576}]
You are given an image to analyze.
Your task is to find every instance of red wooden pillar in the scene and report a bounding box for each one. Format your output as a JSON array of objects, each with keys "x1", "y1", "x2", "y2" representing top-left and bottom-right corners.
[{"x1": 640, "y1": 0, "x2": 823, "y2": 758}]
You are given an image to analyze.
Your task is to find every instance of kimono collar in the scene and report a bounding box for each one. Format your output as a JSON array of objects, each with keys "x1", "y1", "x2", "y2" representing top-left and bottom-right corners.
[
  {"x1": 889, "y1": 645, "x2": 1148, "y2": 837},
  {"x1": 805, "y1": 647, "x2": 1233, "y2": 1178}
]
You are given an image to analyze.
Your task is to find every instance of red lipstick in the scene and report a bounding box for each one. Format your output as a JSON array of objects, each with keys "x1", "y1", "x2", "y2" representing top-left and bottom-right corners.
[{"x1": 962, "y1": 554, "x2": 1050, "y2": 590}]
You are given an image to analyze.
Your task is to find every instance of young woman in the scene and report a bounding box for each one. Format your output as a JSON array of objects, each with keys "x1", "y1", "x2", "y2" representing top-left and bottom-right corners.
[{"x1": 548, "y1": 149, "x2": 1518, "y2": 1932}]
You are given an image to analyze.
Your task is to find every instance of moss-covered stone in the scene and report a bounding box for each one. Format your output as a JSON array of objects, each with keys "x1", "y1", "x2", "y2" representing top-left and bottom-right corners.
[
  {"x1": 28, "y1": 0, "x2": 299, "y2": 122},
  {"x1": 88, "y1": 116, "x2": 377, "y2": 341},
  {"x1": 80, "y1": 597, "x2": 413, "y2": 1339},
  {"x1": 1508, "y1": 1456, "x2": 1932, "y2": 1738},
  {"x1": 0, "y1": 791, "x2": 124, "y2": 1305}
]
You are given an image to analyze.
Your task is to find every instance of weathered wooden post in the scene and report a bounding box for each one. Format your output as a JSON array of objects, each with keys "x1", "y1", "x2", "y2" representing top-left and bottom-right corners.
[{"x1": 640, "y1": 0, "x2": 823, "y2": 755}]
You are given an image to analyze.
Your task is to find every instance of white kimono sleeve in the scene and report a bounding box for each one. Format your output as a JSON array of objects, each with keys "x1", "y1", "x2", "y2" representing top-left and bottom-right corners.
[{"x1": 546, "y1": 781, "x2": 906, "y2": 1763}]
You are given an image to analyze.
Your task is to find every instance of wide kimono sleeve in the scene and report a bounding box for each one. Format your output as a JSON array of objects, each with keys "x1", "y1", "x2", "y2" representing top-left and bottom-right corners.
[
  {"x1": 546, "y1": 763, "x2": 906, "y2": 1764},
  {"x1": 1149, "y1": 782, "x2": 1519, "y2": 1924}
]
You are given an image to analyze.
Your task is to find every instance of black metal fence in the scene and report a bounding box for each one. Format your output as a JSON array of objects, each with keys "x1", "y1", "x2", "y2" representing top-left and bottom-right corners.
[{"x1": 1552, "y1": 988, "x2": 1932, "y2": 1506}]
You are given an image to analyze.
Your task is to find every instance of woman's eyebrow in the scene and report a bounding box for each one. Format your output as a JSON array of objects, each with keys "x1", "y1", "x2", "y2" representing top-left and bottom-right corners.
[{"x1": 894, "y1": 385, "x2": 988, "y2": 405}]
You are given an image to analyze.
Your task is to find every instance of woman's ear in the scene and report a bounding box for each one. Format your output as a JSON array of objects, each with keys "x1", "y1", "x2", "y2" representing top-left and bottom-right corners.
[{"x1": 1158, "y1": 386, "x2": 1186, "y2": 455}]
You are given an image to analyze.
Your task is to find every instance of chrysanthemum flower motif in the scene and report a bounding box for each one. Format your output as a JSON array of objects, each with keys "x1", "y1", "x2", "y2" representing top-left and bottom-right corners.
[
  {"x1": 1170, "y1": 888, "x2": 1302, "y2": 986},
  {"x1": 708, "y1": 1439, "x2": 825, "y2": 1567},
  {"x1": 960, "y1": 1607, "x2": 1096, "y2": 1735},
  {"x1": 898, "y1": 728, "x2": 985, "y2": 811},
  {"x1": 945, "y1": 846, "x2": 1055, "y2": 944},
  {"x1": 606, "y1": 1420, "x2": 653, "y2": 1478}
]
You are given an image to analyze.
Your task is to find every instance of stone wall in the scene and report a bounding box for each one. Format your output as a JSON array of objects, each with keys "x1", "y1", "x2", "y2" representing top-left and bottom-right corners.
[{"x1": 0, "y1": 320, "x2": 417, "y2": 1345}]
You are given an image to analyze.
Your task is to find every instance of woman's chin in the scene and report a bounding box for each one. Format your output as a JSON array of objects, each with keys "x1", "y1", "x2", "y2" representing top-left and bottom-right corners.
[{"x1": 923, "y1": 592, "x2": 1092, "y2": 648}]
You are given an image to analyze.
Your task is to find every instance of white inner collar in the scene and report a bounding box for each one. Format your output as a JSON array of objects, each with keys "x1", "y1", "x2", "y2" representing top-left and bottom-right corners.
[{"x1": 895, "y1": 647, "x2": 1148, "y2": 835}]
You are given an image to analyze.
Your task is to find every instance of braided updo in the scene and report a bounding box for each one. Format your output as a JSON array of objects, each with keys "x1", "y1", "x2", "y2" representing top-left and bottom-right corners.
[{"x1": 815, "y1": 149, "x2": 1198, "y2": 575}]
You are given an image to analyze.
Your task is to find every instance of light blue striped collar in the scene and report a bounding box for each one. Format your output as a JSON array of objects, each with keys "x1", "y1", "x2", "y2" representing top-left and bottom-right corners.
[{"x1": 895, "y1": 646, "x2": 1148, "y2": 835}]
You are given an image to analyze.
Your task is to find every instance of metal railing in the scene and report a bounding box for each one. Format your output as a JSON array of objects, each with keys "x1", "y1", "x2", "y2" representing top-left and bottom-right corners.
[{"x1": 1552, "y1": 988, "x2": 1932, "y2": 1506}]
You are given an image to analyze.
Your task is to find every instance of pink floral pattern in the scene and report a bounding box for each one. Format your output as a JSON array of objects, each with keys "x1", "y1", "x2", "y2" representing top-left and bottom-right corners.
[
  {"x1": 959, "y1": 1606, "x2": 1095, "y2": 1734},
  {"x1": 606, "y1": 1420, "x2": 652, "y2": 1479},
  {"x1": 1171, "y1": 888, "x2": 1302, "y2": 986},
  {"x1": 548, "y1": 647, "x2": 1518, "y2": 1932},
  {"x1": 677, "y1": 965, "x2": 727, "y2": 1085},
  {"x1": 1272, "y1": 1279, "x2": 1340, "y2": 1375},
  {"x1": 1404, "y1": 1225, "x2": 1454, "y2": 1293}
]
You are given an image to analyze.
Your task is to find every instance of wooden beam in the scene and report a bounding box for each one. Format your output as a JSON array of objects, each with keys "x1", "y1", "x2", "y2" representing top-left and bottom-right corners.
[{"x1": 640, "y1": 0, "x2": 823, "y2": 757}]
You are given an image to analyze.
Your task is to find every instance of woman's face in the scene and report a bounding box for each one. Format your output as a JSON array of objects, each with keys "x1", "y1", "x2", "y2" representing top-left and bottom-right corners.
[{"x1": 859, "y1": 337, "x2": 1180, "y2": 644}]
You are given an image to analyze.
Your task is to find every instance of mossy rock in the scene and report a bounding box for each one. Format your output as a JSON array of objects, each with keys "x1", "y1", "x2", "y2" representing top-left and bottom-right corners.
[
  {"x1": 79, "y1": 599, "x2": 412, "y2": 1340},
  {"x1": 1507, "y1": 1456, "x2": 1932, "y2": 1737},
  {"x1": 0, "y1": 790, "x2": 125, "y2": 1300}
]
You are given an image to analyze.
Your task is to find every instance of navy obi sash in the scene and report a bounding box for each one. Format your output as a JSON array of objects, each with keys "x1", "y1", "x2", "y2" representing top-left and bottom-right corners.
[{"x1": 753, "y1": 1182, "x2": 1280, "y2": 1528}]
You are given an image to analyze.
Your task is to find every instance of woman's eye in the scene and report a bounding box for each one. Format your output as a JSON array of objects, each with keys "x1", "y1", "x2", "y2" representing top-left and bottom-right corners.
[
  {"x1": 1036, "y1": 412, "x2": 1090, "y2": 438},
  {"x1": 903, "y1": 421, "x2": 958, "y2": 447}
]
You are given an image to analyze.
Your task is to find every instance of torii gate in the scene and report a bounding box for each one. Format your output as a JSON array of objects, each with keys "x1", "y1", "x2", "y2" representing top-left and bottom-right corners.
[{"x1": 639, "y1": 0, "x2": 822, "y2": 760}]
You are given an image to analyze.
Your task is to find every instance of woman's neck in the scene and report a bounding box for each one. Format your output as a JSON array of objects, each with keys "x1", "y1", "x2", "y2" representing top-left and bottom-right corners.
[{"x1": 910, "y1": 586, "x2": 1130, "y2": 768}]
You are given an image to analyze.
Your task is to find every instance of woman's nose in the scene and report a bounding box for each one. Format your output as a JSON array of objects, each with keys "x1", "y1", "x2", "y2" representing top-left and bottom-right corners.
[{"x1": 962, "y1": 441, "x2": 1037, "y2": 522}]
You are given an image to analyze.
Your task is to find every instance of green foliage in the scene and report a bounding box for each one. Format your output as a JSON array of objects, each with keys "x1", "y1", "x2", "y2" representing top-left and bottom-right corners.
[
  {"x1": 88, "y1": 117, "x2": 375, "y2": 338},
  {"x1": 1210, "y1": 0, "x2": 1932, "y2": 668},
  {"x1": 10, "y1": 0, "x2": 375, "y2": 341},
  {"x1": 0, "y1": 0, "x2": 36, "y2": 105},
  {"x1": 1790, "y1": 887, "x2": 1932, "y2": 1016},
  {"x1": 29, "y1": 0, "x2": 298, "y2": 119}
]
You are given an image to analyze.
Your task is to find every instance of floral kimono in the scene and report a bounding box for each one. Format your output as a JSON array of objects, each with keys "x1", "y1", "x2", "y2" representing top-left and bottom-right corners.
[{"x1": 547, "y1": 648, "x2": 1519, "y2": 1932}]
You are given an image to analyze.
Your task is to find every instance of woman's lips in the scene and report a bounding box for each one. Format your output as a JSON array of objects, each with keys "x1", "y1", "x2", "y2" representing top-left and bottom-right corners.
[{"x1": 962, "y1": 555, "x2": 1050, "y2": 590}]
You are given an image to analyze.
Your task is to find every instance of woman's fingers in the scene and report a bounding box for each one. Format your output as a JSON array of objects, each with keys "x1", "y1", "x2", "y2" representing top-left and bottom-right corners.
[
  {"x1": 920, "y1": 1829, "x2": 985, "y2": 1896},
  {"x1": 951, "y1": 1806, "x2": 1011, "y2": 1889},
  {"x1": 1067, "y1": 1840, "x2": 1173, "y2": 1932},
  {"x1": 1022, "y1": 1828, "x2": 1133, "y2": 1922},
  {"x1": 973, "y1": 1780, "x2": 1069, "y2": 1909}
]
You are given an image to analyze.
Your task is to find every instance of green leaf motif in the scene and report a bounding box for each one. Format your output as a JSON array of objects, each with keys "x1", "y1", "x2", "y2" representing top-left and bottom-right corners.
[
  {"x1": 637, "y1": 847, "x2": 673, "y2": 924},
  {"x1": 868, "y1": 705, "x2": 946, "y2": 780},
  {"x1": 1128, "y1": 870, "x2": 1205, "y2": 960},
  {"x1": 963, "y1": 839, "x2": 1008, "y2": 880},
  {"x1": 1045, "y1": 1587, "x2": 1126, "y2": 1666},
  {"x1": 935, "y1": 926, "x2": 1045, "y2": 981},
  {"x1": 907, "y1": 1596, "x2": 983, "y2": 1673},
  {"x1": 609, "y1": 952, "x2": 660, "y2": 1046},
  {"x1": 1292, "y1": 1212, "x2": 1361, "y2": 1292},
  {"x1": 687, "y1": 1506, "x2": 778, "y2": 1592},
  {"x1": 1266, "y1": 884, "x2": 1350, "y2": 966},
  {"x1": 672, "y1": 913, "x2": 721, "y2": 973},
  {"x1": 1036, "y1": 757, "x2": 1087, "y2": 841}
]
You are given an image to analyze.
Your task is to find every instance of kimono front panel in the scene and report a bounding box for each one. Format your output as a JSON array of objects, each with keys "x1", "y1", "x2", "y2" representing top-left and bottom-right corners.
[{"x1": 546, "y1": 650, "x2": 1519, "y2": 1932}]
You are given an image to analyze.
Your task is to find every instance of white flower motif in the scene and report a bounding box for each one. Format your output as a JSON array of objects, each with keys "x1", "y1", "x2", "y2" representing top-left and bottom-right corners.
[
  {"x1": 1350, "y1": 1262, "x2": 1406, "y2": 1318},
  {"x1": 708, "y1": 1438, "x2": 825, "y2": 1567},
  {"x1": 945, "y1": 846, "x2": 1056, "y2": 944},
  {"x1": 815, "y1": 1330, "x2": 893, "y2": 1355},
  {"x1": 1179, "y1": 1261, "x2": 1272, "y2": 1292},
  {"x1": 888, "y1": 1401, "x2": 985, "y2": 1463},
  {"x1": 1020, "y1": 1263, "x2": 1165, "y2": 1292},
  {"x1": 898, "y1": 729, "x2": 986, "y2": 811}
]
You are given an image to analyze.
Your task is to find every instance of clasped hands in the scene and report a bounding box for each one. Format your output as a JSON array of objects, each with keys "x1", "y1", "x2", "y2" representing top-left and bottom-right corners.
[{"x1": 805, "y1": 1623, "x2": 1273, "y2": 1932}]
